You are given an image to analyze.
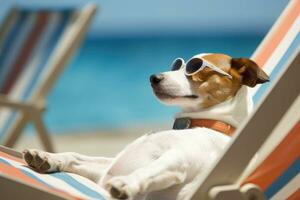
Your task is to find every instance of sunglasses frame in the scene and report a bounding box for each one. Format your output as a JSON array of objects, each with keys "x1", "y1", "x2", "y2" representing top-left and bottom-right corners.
[
  {"x1": 171, "y1": 58, "x2": 185, "y2": 71},
  {"x1": 185, "y1": 57, "x2": 232, "y2": 78}
]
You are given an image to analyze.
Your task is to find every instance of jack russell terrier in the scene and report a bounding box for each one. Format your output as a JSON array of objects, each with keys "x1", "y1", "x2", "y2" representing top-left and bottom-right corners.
[{"x1": 23, "y1": 53, "x2": 269, "y2": 200}]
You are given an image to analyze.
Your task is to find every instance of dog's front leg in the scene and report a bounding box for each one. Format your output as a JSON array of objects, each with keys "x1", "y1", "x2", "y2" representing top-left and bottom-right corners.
[
  {"x1": 23, "y1": 149, "x2": 113, "y2": 182},
  {"x1": 106, "y1": 149, "x2": 187, "y2": 199}
]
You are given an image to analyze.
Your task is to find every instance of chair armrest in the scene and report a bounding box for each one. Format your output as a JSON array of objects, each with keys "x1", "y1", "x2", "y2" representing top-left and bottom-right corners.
[
  {"x1": 0, "y1": 95, "x2": 42, "y2": 112},
  {"x1": 209, "y1": 183, "x2": 265, "y2": 200}
]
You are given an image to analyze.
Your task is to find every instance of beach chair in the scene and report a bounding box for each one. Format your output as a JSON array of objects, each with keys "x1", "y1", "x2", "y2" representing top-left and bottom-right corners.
[
  {"x1": 0, "y1": 3, "x2": 97, "y2": 152},
  {"x1": 191, "y1": 0, "x2": 300, "y2": 199}
]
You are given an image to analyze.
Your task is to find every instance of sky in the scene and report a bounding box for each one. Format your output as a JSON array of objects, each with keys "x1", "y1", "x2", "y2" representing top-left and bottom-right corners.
[{"x1": 0, "y1": 0, "x2": 288, "y2": 38}]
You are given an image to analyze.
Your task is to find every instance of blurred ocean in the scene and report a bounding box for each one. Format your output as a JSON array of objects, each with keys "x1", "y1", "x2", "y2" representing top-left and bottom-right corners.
[{"x1": 46, "y1": 35, "x2": 263, "y2": 133}]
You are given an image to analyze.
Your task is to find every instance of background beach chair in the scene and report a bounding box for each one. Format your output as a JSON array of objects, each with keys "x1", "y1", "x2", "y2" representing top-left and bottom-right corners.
[
  {"x1": 191, "y1": 0, "x2": 300, "y2": 199},
  {"x1": 0, "y1": 4, "x2": 97, "y2": 152}
]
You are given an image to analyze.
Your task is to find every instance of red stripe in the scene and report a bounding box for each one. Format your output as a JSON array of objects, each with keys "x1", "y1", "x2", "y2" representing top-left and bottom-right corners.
[
  {"x1": 243, "y1": 121, "x2": 300, "y2": 190},
  {"x1": 0, "y1": 151, "x2": 25, "y2": 164},
  {"x1": 1, "y1": 12, "x2": 49, "y2": 94},
  {"x1": 0, "y1": 153, "x2": 82, "y2": 200},
  {"x1": 287, "y1": 188, "x2": 300, "y2": 200},
  {"x1": 253, "y1": 0, "x2": 300, "y2": 67}
]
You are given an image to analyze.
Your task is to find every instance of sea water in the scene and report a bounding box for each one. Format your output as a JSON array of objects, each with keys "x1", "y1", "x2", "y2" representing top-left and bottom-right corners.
[{"x1": 46, "y1": 35, "x2": 262, "y2": 133}]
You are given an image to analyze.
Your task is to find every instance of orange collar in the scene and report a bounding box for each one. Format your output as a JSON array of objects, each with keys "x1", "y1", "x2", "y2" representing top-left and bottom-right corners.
[{"x1": 173, "y1": 118, "x2": 236, "y2": 136}]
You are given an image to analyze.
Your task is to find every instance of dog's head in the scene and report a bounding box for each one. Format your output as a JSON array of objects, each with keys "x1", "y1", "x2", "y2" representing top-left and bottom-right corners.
[{"x1": 150, "y1": 53, "x2": 269, "y2": 109}]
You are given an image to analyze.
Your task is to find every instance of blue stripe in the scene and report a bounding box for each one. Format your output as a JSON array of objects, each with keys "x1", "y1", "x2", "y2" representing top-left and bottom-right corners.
[
  {"x1": 0, "y1": 11, "x2": 28, "y2": 87},
  {"x1": 50, "y1": 172, "x2": 106, "y2": 200},
  {"x1": 265, "y1": 157, "x2": 300, "y2": 198},
  {"x1": 0, "y1": 156, "x2": 16, "y2": 165},
  {"x1": 0, "y1": 11, "x2": 16, "y2": 54},
  {"x1": 0, "y1": 157, "x2": 53, "y2": 188},
  {"x1": 253, "y1": 31, "x2": 300, "y2": 104},
  {"x1": 20, "y1": 168, "x2": 54, "y2": 188},
  {"x1": 23, "y1": 10, "x2": 72, "y2": 100},
  {"x1": 0, "y1": 10, "x2": 25, "y2": 68}
]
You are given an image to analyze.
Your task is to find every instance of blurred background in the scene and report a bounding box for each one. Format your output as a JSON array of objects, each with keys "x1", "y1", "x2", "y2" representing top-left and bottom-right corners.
[{"x1": 0, "y1": 0, "x2": 288, "y2": 155}]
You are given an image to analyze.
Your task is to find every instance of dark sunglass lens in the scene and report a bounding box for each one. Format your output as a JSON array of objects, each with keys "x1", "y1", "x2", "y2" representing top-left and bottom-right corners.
[
  {"x1": 171, "y1": 59, "x2": 183, "y2": 71},
  {"x1": 186, "y1": 58, "x2": 203, "y2": 75}
]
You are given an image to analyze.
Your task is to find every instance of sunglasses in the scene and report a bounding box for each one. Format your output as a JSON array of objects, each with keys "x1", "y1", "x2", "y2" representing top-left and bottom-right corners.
[{"x1": 171, "y1": 57, "x2": 232, "y2": 78}]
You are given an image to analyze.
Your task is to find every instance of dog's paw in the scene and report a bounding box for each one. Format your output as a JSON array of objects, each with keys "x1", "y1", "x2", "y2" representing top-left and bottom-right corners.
[
  {"x1": 23, "y1": 149, "x2": 61, "y2": 173},
  {"x1": 105, "y1": 177, "x2": 139, "y2": 200}
]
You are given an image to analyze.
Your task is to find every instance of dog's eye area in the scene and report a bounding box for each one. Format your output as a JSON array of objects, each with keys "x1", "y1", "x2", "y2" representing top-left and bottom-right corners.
[
  {"x1": 171, "y1": 58, "x2": 184, "y2": 71},
  {"x1": 185, "y1": 58, "x2": 203, "y2": 75}
]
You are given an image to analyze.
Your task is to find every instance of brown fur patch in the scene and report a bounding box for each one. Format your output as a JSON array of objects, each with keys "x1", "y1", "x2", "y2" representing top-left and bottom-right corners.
[
  {"x1": 188, "y1": 54, "x2": 269, "y2": 108},
  {"x1": 190, "y1": 54, "x2": 242, "y2": 108}
]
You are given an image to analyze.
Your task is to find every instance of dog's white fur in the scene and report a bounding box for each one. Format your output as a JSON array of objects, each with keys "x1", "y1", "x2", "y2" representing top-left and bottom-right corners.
[{"x1": 23, "y1": 54, "x2": 254, "y2": 200}]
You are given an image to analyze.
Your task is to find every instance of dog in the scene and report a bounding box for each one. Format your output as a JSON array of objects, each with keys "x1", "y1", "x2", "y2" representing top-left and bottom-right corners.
[{"x1": 23, "y1": 53, "x2": 269, "y2": 200}]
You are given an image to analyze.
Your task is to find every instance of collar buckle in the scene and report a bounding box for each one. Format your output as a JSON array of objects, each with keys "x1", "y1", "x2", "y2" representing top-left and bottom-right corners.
[{"x1": 173, "y1": 118, "x2": 191, "y2": 130}]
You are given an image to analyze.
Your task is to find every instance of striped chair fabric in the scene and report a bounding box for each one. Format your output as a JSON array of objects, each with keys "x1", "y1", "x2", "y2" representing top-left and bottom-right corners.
[
  {"x1": 244, "y1": 120, "x2": 300, "y2": 199},
  {"x1": 251, "y1": 0, "x2": 300, "y2": 103},
  {"x1": 0, "y1": 8, "x2": 74, "y2": 139},
  {"x1": 0, "y1": 150, "x2": 107, "y2": 200},
  {"x1": 243, "y1": 0, "x2": 300, "y2": 199}
]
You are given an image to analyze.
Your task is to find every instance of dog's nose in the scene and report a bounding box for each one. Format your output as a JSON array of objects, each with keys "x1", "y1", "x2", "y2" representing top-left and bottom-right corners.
[{"x1": 150, "y1": 74, "x2": 164, "y2": 84}]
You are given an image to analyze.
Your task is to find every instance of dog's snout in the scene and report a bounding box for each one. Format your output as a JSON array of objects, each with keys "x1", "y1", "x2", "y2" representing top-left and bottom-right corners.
[{"x1": 150, "y1": 74, "x2": 164, "y2": 84}]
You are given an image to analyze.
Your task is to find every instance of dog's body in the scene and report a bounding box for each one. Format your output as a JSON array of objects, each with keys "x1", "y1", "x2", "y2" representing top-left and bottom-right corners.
[{"x1": 23, "y1": 53, "x2": 268, "y2": 200}]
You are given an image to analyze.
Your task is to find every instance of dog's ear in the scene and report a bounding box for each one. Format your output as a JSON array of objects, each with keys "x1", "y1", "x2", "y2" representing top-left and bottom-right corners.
[{"x1": 230, "y1": 58, "x2": 269, "y2": 87}]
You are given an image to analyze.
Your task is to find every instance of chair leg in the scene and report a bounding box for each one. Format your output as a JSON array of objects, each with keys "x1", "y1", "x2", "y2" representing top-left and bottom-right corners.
[
  {"x1": 3, "y1": 113, "x2": 28, "y2": 148},
  {"x1": 32, "y1": 113, "x2": 54, "y2": 152}
]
